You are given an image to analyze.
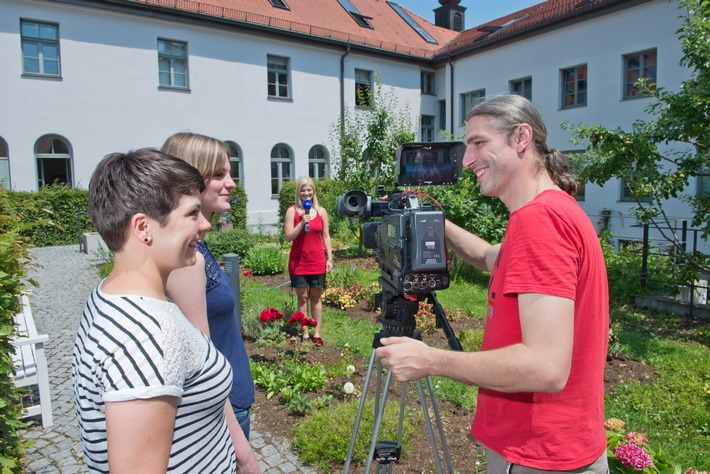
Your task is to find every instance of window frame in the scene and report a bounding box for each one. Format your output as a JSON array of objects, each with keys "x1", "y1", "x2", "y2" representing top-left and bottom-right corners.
[
  {"x1": 35, "y1": 134, "x2": 73, "y2": 188},
  {"x1": 355, "y1": 69, "x2": 373, "y2": 107},
  {"x1": 270, "y1": 144, "x2": 293, "y2": 196},
  {"x1": 0, "y1": 137, "x2": 10, "y2": 190},
  {"x1": 269, "y1": 0, "x2": 290, "y2": 10},
  {"x1": 20, "y1": 19, "x2": 61, "y2": 77},
  {"x1": 510, "y1": 76, "x2": 532, "y2": 101},
  {"x1": 157, "y1": 38, "x2": 189, "y2": 89},
  {"x1": 623, "y1": 48, "x2": 657, "y2": 100},
  {"x1": 420, "y1": 115, "x2": 435, "y2": 142},
  {"x1": 561, "y1": 64, "x2": 587, "y2": 109},
  {"x1": 697, "y1": 170, "x2": 710, "y2": 197},
  {"x1": 267, "y1": 54, "x2": 291, "y2": 99},
  {"x1": 308, "y1": 145, "x2": 330, "y2": 180},
  {"x1": 421, "y1": 71, "x2": 435, "y2": 95},
  {"x1": 225, "y1": 141, "x2": 244, "y2": 187},
  {"x1": 460, "y1": 89, "x2": 485, "y2": 124},
  {"x1": 438, "y1": 100, "x2": 446, "y2": 132}
]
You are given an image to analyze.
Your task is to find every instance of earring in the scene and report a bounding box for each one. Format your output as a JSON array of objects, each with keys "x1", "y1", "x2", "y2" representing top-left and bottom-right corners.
[{"x1": 143, "y1": 237, "x2": 148, "y2": 242}]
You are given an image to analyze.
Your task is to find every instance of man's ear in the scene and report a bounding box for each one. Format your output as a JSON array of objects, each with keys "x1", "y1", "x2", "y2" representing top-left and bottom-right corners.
[{"x1": 515, "y1": 123, "x2": 534, "y2": 153}]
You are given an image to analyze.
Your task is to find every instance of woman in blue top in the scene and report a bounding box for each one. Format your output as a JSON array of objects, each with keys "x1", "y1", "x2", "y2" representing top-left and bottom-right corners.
[{"x1": 162, "y1": 132, "x2": 259, "y2": 471}]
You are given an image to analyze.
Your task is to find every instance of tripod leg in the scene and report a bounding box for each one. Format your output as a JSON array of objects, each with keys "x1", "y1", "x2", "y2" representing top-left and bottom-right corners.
[
  {"x1": 344, "y1": 349, "x2": 378, "y2": 473},
  {"x1": 364, "y1": 368, "x2": 394, "y2": 473},
  {"x1": 425, "y1": 377, "x2": 454, "y2": 473},
  {"x1": 415, "y1": 379, "x2": 445, "y2": 474}
]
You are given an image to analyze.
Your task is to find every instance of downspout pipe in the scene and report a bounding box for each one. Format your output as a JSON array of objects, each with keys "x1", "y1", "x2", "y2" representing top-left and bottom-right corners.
[
  {"x1": 340, "y1": 44, "x2": 351, "y2": 130},
  {"x1": 448, "y1": 53, "x2": 454, "y2": 137}
]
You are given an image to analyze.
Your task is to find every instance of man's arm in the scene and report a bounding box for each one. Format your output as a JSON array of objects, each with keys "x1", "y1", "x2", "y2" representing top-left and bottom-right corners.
[
  {"x1": 444, "y1": 220, "x2": 500, "y2": 272},
  {"x1": 375, "y1": 293, "x2": 574, "y2": 393}
]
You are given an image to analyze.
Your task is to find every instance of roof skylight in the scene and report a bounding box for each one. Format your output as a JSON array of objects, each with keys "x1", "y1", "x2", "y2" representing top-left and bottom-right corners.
[
  {"x1": 337, "y1": 0, "x2": 374, "y2": 29},
  {"x1": 269, "y1": 0, "x2": 289, "y2": 10},
  {"x1": 388, "y1": 2, "x2": 437, "y2": 44}
]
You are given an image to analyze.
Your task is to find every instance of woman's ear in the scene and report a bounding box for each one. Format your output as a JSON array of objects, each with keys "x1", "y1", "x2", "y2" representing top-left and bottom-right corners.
[{"x1": 130, "y1": 213, "x2": 151, "y2": 244}]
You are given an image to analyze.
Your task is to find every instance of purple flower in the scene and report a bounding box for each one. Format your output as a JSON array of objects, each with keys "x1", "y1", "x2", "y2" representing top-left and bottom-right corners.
[
  {"x1": 614, "y1": 443, "x2": 654, "y2": 470},
  {"x1": 625, "y1": 431, "x2": 649, "y2": 446}
]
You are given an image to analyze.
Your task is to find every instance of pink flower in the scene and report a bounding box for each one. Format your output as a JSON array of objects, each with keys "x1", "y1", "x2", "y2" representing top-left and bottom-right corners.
[
  {"x1": 625, "y1": 432, "x2": 649, "y2": 446},
  {"x1": 614, "y1": 443, "x2": 654, "y2": 470},
  {"x1": 288, "y1": 311, "x2": 306, "y2": 324},
  {"x1": 289, "y1": 337, "x2": 298, "y2": 343},
  {"x1": 259, "y1": 307, "x2": 283, "y2": 322},
  {"x1": 604, "y1": 417, "x2": 626, "y2": 431}
]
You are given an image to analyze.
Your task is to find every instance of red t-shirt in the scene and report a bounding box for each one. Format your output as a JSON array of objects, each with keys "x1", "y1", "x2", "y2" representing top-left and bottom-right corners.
[
  {"x1": 288, "y1": 206, "x2": 326, "y2": 275},
  {"x1": 471, "y1": 190, "x2": 609, "y2": 469}
]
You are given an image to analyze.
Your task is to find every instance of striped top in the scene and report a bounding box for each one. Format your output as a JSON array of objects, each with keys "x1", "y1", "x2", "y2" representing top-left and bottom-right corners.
[{"x1": 72, "y1": 282, "x2": 237, "y2": 473}]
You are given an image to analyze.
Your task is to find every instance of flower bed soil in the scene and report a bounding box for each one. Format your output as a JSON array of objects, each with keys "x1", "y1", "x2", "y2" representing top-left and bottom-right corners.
[{"x1": 244, "y1": 264, "x2": 657, "y2": 473}]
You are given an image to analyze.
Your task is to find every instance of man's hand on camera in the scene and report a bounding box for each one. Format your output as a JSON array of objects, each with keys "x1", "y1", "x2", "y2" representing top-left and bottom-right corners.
[{"x1": 375, "y1": 337, "x2": 431, "y2": 382}]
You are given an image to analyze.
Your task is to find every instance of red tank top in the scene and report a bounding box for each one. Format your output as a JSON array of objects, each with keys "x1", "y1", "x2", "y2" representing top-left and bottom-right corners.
[{"x1": 288, "y1": 206, "x2": 326, "y2": 275}]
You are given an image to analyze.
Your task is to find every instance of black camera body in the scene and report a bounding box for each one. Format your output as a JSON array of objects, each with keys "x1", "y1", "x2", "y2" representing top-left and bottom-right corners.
[{"x1": 337, "y1": 142, "x2": 464, "y2": 334}]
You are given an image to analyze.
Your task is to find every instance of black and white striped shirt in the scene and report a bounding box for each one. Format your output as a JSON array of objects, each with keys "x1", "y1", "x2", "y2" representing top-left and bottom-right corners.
[{"x1": 72, "y1": 282, "x2": 237, "y2": 473}]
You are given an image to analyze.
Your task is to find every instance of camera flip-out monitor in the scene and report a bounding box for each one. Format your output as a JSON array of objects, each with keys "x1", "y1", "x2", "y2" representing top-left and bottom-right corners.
[{"x1": 395, "y1": 142, "x2": 465, "y2": 187}]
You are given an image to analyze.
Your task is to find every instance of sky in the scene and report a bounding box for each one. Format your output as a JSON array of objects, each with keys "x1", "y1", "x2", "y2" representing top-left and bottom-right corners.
[{"x1": 397, "y1": 0, "x2": 543, "y2": 26}]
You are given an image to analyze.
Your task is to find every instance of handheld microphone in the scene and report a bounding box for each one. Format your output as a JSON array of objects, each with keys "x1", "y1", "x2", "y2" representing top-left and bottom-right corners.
[{"x1": 303, "y1": 199, "x2": 312, "y2": 233}]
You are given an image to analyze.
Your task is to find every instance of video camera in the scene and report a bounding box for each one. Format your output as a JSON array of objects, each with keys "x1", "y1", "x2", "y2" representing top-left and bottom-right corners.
[{"x1": 337, "y1": 142, "x2": 465, "y2": 338}]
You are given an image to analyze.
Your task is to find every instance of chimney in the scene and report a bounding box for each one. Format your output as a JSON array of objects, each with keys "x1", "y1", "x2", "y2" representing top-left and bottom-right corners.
[{"x1": 434, "y1": 0, "x2": 466, "y2": 31}]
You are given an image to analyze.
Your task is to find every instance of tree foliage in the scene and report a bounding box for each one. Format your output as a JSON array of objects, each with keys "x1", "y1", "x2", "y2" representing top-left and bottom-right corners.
[
  {"x1": 564, "y1": 0, "x2": 709, "y2": 277},
  {"x1": 330, "y1": 76, "x2": 417, "y2": 192}
]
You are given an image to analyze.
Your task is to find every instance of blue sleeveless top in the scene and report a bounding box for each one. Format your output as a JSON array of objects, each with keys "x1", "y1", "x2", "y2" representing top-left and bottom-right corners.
[{"x1": 198, "y1": 241, "x2": 255, "y2": 409}]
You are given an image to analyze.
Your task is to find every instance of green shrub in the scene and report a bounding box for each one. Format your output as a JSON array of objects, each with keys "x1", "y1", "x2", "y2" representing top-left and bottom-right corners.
[
  {"x1": 243, "y1": 244, "x2": 287, "y2": 275},
  {"x1": 227, "y1": 186, "x2": 248, "y2": 230},
  {"x1": 203, "y1": 228, "x2": 269, "y2": 261},
  {"x1": 6, "y1": 184, "x2": 92, "y2": 247},
  {"x1": 0, "y1": 188, "x2": 33, "y2": 473}
]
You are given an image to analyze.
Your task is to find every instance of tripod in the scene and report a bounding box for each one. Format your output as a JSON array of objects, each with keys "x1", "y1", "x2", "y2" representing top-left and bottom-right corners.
[{"x1": 343, "y1": 292, "x2": 462, "y2": 473}]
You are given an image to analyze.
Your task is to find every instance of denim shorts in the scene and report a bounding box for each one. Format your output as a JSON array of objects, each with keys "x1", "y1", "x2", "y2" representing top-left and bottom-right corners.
[{"x1": 290, "y1": 273, "x2": 326, "y2": 289}]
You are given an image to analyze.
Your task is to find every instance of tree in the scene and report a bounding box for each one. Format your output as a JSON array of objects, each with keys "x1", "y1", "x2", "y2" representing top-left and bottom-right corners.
[
  {"x1": 330, "y1": 76, "x2": 417, "y2": 192},
  {"x1": 565, "y1": 0, "x2": 710, "y2": 278}
]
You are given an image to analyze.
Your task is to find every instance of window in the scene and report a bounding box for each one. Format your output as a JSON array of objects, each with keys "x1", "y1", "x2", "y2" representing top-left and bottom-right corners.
[
  {"x1": 267, "y1": 55, "x2": 290, "y2": 99},
  {"x1": 35, "y1": 135, "x2": 72, "y2": 188},
  {"x1": 308, "y1": 146, "x2": 329, "y2": 180},
  {"x1": 0, "y1": 138, "x2": 9, "y2": 190},
  {"x1": 158, "y1": 39, "x2": 188, "y2": 88},
  {"x1": 421, "y1": 71, "x2": 435, "y2": 95},
  {"x1": 388, "y1": 2, "x2": 437, "y2": 44},
  {"x1": 337, "y1": 0, "x2": 373, "y2": 28},
  {"x1": 225, "y1": 141, "x2": 243, "y2": 187},
  {"x1": 624, "y1": 49, "x2": 657, "y2": 99},
  {"x1": 21, "y1": 20, "x2": 60, "y2": 76},
  {"x1": 510, "y1": 77, "x2": 532, "y2": 101},
  {"x1": 355, "y1": 69, "x2": 372, "y2": 107},
  {"x1": 269, "y1": 0, "x2": 290, "y2": 9},
  {"x1": 620, "y1": 180, "x2": 649, "y2": 202},
  {"x1": 698, "y1": 171, "x2": 710, "y2": 196},
  {"x1": 420, "y1": 115, "x2": 435, "y2": 142},
  {"x1": 461, "y1": 89, "x2": 485, "y2": 124},
  {"x1": 270, "y1": 145, "x2": 292, "y2": 195},
  {"x1": 561, "y1": 65, "x2": 587, "y2": 108},
  {"x1": 438, "y1": 100, "x2": 446, "y2": 132}
]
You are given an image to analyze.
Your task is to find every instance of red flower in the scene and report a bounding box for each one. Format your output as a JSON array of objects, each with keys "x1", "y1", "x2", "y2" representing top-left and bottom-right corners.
[
  {"x1": 243, "y1": 271, "x2": 251, "y2": 277},
  {"x1": 288, "y1": 311, "x2": 306, "y2": 324},
  {"x1": 259, "y1": 307, "x2": 283, "y2": 322},
  {"x1": 301, "y1": 317, "x2": 318, "y2": 328}
]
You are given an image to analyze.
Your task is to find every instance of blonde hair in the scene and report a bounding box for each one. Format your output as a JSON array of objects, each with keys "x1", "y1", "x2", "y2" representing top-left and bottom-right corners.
[
  {"x1": 160, "y1": 132, "x2": 229, "y2": 181},
  {"x1": 294, "y1": 176, "x2": 319, "y2": 209}
]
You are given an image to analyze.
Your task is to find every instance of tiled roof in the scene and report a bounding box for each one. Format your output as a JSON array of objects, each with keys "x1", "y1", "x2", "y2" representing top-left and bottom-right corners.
[
  {"x1": 127, "y1": 0, "x2": 643, "y2": 59},
  {"x1": 129, "y1": 0, "x2": 459, "y2": 58},
  {"x1": 434, "y1": 0, "x2": 640, "y2": 59}
]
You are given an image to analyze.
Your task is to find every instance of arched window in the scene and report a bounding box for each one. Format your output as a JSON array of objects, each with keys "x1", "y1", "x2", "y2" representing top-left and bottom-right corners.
[
  {"x1": 35, "y1": 135, "x2": 73, "y2": 188},
  {"x1": 0, "y1": 138, "x2": 9, "y2": 190},
  {"x1": 225, "y1": 141, "x2": 243, "y2": 187},
  {"x1": 270, "y1": 144, "x2": 292, "y2": 195},
  {"x1": 308, "y1": 145, "x2": 329, "y2": 180}
]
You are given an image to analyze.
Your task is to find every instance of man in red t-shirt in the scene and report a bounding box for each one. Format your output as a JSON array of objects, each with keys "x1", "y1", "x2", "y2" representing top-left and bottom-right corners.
[{"x1": 375, "y1": 94, "x2": 609, "y2": 473}]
